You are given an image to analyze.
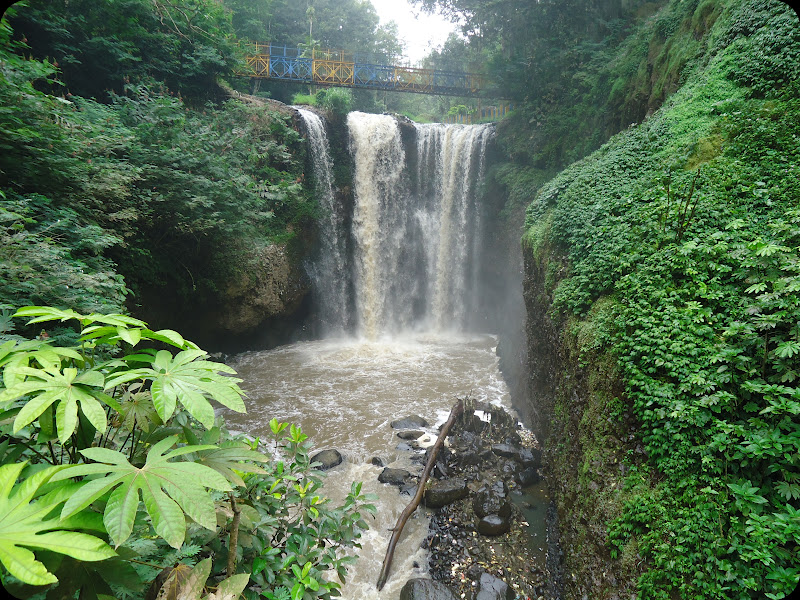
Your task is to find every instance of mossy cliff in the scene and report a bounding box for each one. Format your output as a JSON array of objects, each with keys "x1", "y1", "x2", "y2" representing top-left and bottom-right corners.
[{"x1": 515, "y1": 1, "x2": 800, "y2": 597}]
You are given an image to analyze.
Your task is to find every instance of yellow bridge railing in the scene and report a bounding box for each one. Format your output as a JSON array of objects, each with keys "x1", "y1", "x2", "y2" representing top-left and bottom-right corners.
[{"x1": 240, "y1": 44, "x2": 495, "y2": 98}]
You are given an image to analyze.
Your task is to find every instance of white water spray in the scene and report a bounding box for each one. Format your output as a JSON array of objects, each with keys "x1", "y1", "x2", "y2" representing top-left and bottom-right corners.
[{"x1": 346, "y1": 112, "x2": 493, "y2": 338}]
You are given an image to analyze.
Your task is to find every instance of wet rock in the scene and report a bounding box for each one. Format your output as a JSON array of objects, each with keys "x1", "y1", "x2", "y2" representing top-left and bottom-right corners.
[
  {"x1": 396, "y1": 442, "x2": 415, "y2": 452},
  {"x1": 424, "y1": 478, "x2": 468, "y2": 508},
  {"x1": 473, "y1": 485, "x2": 512, "y2": 519},
  {"x1": 392, "y1": 415, "x2": 428, "y2": 429},
  {"x1": 398, "y1": 430, "x2": 426, "y2": 440},
  {"x1": 400, "y1": 483, "x2": 418, "y2": 496},
  {"x1": 477, "y1": 514, "x2": 511, "y2": 536},
  {"x1": 491, "y1": 443, "x2": 522, "y2": 461},
  {"x1": 310, "y1": 449, "x2": 342, "y2": 470},
  {"x1": 370, "y1": 456, "x2": 384, "y2": 467},
  {"x1": 517, "y1": 467, "x2": 541, "y2": 487},
  {"x1": 399, "y1": 578, "x2": 459, "y2": 600},
  {"x1": 519, "y1": 447, "x2": 542, "y2": 469},
  {"x1": 476, "y1": 573, "x2": 515, "y2": 600},
  {"x1": 379, "y1": 468, "x2": 411, "y2": 485},
  {"x1": 461, "y1": 412, "x2": 487, "y2": 433}
]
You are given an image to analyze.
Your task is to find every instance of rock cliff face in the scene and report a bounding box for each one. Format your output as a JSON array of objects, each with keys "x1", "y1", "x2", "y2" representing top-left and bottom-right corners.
[
  {"x1": 522, "y1": 243, "x2": 645, "y2": 600},
  {"x1": 213, "y1": 243, "x2": 309, "y2": 335}
]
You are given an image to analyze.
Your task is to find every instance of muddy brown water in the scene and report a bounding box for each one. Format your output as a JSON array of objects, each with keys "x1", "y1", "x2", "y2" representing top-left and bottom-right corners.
[{"x1": 222, "y1": 333, "x2": 515, "y2": 599}]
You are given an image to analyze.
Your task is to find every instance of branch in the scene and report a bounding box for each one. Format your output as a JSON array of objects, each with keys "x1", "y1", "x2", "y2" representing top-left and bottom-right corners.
[
  {"x1": 376, "y1": 398, "x2": 464, "y2": 591},
  {"x1": 226, "y1": 492, "x2": 241, "y2": 578}
]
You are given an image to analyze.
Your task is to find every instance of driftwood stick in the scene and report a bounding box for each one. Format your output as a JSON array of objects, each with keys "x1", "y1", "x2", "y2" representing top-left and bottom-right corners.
[{"x1": 376, "y1": 398, "x2": 464, "y2": 591}]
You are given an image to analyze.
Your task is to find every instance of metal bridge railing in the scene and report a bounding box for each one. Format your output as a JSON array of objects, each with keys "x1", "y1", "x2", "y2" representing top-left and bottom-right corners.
[{"x1": 238, "y1": 43, "x2": 491, "y2": 97}]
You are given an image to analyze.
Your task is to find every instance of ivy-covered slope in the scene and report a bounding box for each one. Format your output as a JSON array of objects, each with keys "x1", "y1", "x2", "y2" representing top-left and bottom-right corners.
[{"x1": 520, "y1": 0, "x2": 799, "y2": 598}]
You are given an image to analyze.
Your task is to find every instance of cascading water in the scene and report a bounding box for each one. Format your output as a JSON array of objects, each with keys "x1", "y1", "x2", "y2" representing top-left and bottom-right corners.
[
  {"x1": 346, "y1": 112, "x2": 494, "y2": 337},
  {"x1": 222, "y1": 111, "x2": 539, "y2": 600},
  {"x1": 296, "y1": 108, "x2": 350, "y2": 335}
]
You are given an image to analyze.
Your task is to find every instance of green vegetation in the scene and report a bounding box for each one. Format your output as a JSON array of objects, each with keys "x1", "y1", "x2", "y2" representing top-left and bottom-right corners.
[
  {"x1": 1, "y1": 5, "x2": 315, "y2": 328},
  {"x1": 0, "y1": 306, "x2": 375, "y2": 599},
  {"x1": 291, "y1": 88, "x2": 353, "y2": 116},
  {"x1": 517, "y1": 0, "x2": 800, "y2": 597}
]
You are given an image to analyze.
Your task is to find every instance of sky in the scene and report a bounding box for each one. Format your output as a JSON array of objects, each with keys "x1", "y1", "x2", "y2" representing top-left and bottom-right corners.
[{"x1": 368, "y1": 0, "x2": 459, "y2": 64}]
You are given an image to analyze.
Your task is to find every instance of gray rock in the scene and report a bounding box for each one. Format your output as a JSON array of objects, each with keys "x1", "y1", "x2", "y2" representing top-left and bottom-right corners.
[
  {"x1": 491, "y1": 443, "x2": 521, "y2": 461},
  {"x1": 399, "y1": 578, "x2": 459, "y2": 600},
  {"x1": 370, "y1": 456, "x2": 384, "y2": 467},
  {"x1": 310, "y1": 449, "x2": 342, "y2": 470},
  {"x1": 473, "y1": 485, "x2": 512, "y2": 519},
  {"x1": 477, "y1": 514, "x2": 510, "y2": 536},
  {"x1": 517, "y1": 467, "x2": 541, "y2": 487},
  {"x1": 424, "y1": 478, "x2": 468, "y2": 508},
  {"x1": 378, "y1": 468, "x2": 411, "y2": 485},
  {"x1": 397, "y1": 429, "x2": 425, "y2": 440},
  {"x1": 476, "y1": 573, "x2": 515, "y2": 600},
  {"x1": 519, "y1": 447, "x2": 542, "y2": 468},
  {"x1": 392, "y1": 415, "x2": 429, "y2": 429}
]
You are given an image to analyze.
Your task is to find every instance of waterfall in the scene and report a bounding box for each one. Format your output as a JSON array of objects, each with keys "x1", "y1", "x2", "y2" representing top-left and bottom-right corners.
[
  {"x1": 347, "y1": 112, "x2": 493, "y2": 338},
  {"x1": 302, "y1": 109, "x2": 493, "y2": 340},
  {"x1": 296, "y1": 108, "x2": 350, "y2": 335}
]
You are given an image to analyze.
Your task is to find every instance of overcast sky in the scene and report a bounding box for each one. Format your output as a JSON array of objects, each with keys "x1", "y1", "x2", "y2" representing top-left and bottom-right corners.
[{"x1": 368, "y1": 0, "x2": 459, "y2": 64}]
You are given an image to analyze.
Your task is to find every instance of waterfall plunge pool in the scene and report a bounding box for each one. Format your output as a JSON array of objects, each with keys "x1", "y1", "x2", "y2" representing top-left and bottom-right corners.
[{"x1": 222, "y1": 333, "x2": 515, "y2": 599}]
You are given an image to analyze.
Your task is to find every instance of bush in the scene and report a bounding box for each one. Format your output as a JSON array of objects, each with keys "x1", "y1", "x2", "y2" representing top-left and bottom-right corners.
[{"x1": 0, "y1": 306, "x2": 376, "y2": 599}]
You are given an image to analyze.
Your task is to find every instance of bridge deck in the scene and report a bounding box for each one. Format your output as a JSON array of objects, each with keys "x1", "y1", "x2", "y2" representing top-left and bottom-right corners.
[{"x1": 241, "y1": 44, "x2": 497, "y2": 98}]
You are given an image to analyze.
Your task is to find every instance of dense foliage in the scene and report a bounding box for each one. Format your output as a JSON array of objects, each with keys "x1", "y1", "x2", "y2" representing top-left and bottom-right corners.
[
  {"x1": 0, "y1": 306, "x2": 375, "y2": 600},
  {"x1": 1, "y1": 9, "x2": 315, "y2": 330},
  {"x1": 8, "y1": 0, "x2": 239, "y2": 101},
  {"x1": 521, "y1": 0, "x2": 800, "y2": 597},
  {"x1": 225, "y1": 0, "x2": 402, "y2": 62}
]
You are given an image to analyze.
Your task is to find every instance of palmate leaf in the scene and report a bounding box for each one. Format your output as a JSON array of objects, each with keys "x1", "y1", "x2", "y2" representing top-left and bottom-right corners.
[
  {"x1": 0, "y1": 362, "x2": 115, "y2": 443},
  {"x1": 0, "y1": 462, "x2": 115, "y2": 586},
  {"x1": 54, "y1": 436, "x2": 232, "y2": 549},
  {"x1": 104, "y1": 349, "x2": 246, "y2": 428},
  {"x1": 192, "y1": 442, "x2": 269, "y2": 487}
]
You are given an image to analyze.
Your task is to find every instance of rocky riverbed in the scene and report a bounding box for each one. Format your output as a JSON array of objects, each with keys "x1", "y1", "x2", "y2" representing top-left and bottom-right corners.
[{"x1": 374, "y1": 399, "x2": 562, "y2": 600}]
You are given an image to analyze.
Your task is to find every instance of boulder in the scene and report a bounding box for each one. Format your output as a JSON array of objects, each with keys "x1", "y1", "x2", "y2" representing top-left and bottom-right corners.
[
  {"x1": 392, "y1": 415, "x2": 429, "y2": 429},
  {"x1": 517, "y1": 467, "x2": 541, "y2": 487},
  {"x1": 424, "y1": 478, "x2": 468, "y2": 508},
  {"x1": 477, "y1": 514, "x2": 510, "y2": 536},
  {"x1": 378, "y1": 468, "x2": 411, "y2": 485},
  {"x1": 397, "y1": 430, "x2": 425, "y2": 440},
  {"x1": 475, "y1": 573, "x2": 515, "y2": 600},
  {"x1": 491, "y1": 443, "x2": 521, "y2": 461},
  {"x1": 519, "y1": 447, "x2": 542, "y2": 469},
  {"x1": 370, "y1": 456, "x2": 384, "y2": 467},
  {"x1": 399, "y1": 578, "x2": 459, "y2": 600},
  {"x1": 310, "y1": 449, "x2": 342, "y2": 470},
  {"x1": 472, "y1": 484, "x2": 512, "y2": 519}
]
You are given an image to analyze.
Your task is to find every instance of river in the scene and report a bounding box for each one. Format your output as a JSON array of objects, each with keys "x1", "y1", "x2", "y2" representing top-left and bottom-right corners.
[{"x1": 223, "y1": 110, "x2": 521, "y2": 598}]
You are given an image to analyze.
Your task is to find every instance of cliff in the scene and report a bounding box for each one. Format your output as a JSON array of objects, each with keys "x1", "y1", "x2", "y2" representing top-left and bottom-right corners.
[{"x1": 517, "y1": 1, "x2": 800, "y2": 597}]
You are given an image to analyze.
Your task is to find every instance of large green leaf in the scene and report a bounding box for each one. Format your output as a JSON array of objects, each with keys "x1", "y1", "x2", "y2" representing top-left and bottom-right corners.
[
  {"x1": 104, "y1": 349, "x2": 246, "y2": 428},
  {"x1": 192, "y1": 442, "x2": 269, "y2": 487},
  {"x1": 1, "y1": 361, "x2": 112, "y2": 443},
  {"x1": 0, "y1": 462, "x2": 115, "y2": 586},
  {"x1": 55, "y1": 436, "x2": 232, "y2": 548}
]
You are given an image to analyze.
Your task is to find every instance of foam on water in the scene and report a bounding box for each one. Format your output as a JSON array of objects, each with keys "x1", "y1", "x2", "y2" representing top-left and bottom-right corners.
[{"x1": 224, "y1": 333, "x2": 515, "y2": 598}]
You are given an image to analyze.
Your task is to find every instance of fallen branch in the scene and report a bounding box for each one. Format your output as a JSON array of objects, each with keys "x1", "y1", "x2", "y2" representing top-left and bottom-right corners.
[{"x1": 376, "y1": 398, "x2": 465, "y2": 591}]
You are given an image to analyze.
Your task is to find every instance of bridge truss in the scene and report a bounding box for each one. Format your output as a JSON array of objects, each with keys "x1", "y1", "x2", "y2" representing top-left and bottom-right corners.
[{"x1": 241, "y1": 44, "x2": 495, "y2": 97}]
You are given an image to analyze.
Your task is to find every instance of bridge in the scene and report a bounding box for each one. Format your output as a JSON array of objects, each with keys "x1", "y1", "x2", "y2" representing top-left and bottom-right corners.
[{"x1": 241, "y1": 44, "x2": 497, "y2": 98}]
